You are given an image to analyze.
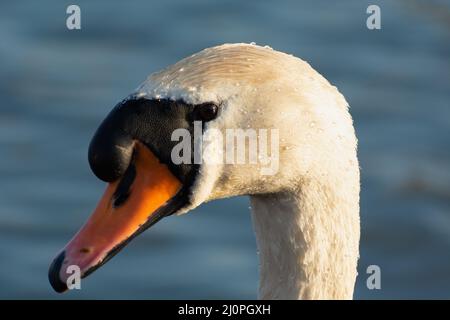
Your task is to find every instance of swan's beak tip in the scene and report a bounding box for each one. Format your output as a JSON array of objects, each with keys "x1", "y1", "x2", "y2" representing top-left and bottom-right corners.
[{"x1": 48, "y1": 251, "x2": 68, "y2": 293}]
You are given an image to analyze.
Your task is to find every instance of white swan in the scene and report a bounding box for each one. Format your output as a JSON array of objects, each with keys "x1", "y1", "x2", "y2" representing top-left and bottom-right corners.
[{"x1": 49, "y1": 43, "x2": 360, "y2": 300}]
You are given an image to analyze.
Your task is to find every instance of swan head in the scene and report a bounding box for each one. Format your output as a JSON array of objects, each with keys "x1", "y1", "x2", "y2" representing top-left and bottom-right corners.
[{"x1": 48, "y1": 43, "x2": 357, "y2": 292}]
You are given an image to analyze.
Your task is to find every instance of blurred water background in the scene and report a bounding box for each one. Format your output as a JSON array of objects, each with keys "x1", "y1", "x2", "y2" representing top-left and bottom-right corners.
[{"x1": 0, "y1": 0, "x2": 449, "y2": 299}]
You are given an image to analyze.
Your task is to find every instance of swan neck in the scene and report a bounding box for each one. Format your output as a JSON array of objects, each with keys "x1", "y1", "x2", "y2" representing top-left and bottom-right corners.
[{"x1": 250, "y1": 177, "x2": 360, "y2": 299}]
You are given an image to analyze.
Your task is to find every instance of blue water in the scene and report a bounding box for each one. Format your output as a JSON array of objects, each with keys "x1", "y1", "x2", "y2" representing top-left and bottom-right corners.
[{"x1": 0, "y1": 0, "x2": 449, "y2": 299}]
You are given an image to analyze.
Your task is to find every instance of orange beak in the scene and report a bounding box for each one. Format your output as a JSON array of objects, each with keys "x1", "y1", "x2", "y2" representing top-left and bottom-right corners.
[{"x1": 49, "y1": 142, "x2": 182, "y2": 292}]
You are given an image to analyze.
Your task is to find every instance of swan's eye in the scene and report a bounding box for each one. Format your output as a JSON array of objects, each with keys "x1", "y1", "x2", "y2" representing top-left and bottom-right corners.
[{"x1": 194, "y1": 103, "x2": 218, "y2": 122}]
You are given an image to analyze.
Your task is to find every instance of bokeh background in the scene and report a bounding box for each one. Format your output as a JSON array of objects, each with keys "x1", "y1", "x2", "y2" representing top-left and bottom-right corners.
[{"x1": 0, "y1": 0, "x2": 449, "y2": 299}]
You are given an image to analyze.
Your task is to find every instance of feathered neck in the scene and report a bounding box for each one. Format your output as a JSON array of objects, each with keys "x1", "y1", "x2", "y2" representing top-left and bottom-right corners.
[{"x1": 250, "y1": 168, "x2": 360, "y2": 299}]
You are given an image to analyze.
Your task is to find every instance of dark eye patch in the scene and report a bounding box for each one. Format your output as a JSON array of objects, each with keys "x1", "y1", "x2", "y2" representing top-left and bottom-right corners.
[
  {"x1": 193, "y1": 103, "x2": 218, "y2": 122},
  {"x1": 89, "y1": 98, "x2": 204, "y2": 188}
]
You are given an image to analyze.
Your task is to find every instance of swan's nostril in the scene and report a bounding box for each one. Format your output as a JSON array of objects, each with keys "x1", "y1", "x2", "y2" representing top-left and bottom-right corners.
[
  {"x1": 79, "y1": 247, "x2": 92, "y2": 254},
  {"x1": 48, "y1": 251, "x2": 68, "y2": 293}
]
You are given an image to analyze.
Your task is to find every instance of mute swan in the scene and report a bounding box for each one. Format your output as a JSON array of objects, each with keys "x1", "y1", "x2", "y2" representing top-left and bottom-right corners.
[{"x1": 49, "y1": 43, "x2": 360, "y2": 299}]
